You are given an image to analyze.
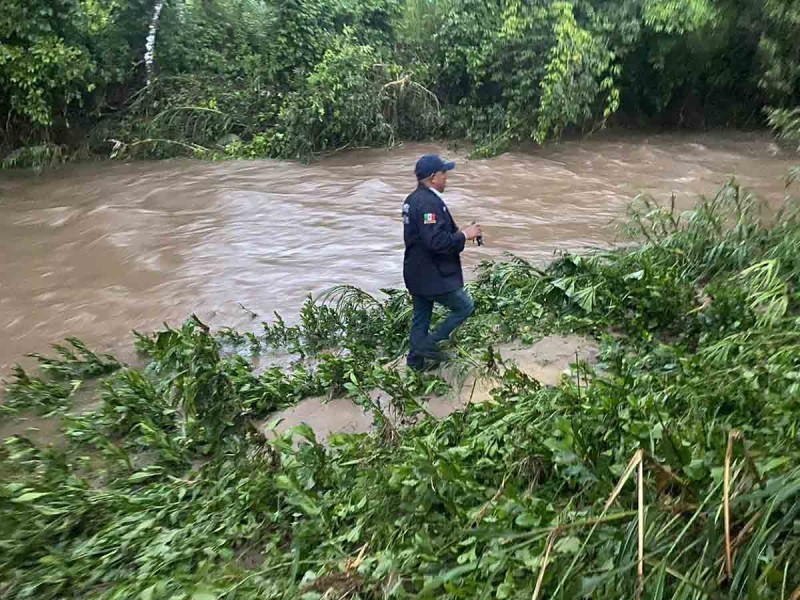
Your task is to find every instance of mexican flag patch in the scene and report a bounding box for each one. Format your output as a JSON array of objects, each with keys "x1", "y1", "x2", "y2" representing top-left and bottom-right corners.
[{"x1": 423, "y1": 212, "x2": 437, "y2": 225}]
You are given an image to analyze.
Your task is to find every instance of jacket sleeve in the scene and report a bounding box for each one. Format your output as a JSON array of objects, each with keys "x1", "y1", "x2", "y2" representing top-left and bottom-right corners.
[{"x1": 417, "y1": 197, "x2": 466, "y2": 256}]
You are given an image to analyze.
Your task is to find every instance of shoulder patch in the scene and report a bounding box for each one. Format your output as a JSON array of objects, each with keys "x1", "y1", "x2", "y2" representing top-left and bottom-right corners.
[{"x1": 423, "y1": 212, "x2": 437, "y2": 225}]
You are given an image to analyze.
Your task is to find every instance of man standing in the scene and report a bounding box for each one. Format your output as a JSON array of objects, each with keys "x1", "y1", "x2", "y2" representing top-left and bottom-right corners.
[{"x1": 402, "y1": 154, "x2": 482, "y2": 371}]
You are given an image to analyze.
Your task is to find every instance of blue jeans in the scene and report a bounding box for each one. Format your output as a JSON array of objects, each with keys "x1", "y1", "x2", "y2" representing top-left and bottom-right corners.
[{"x1": 407, "y1": 288, "x2": 475, "y2": 369}]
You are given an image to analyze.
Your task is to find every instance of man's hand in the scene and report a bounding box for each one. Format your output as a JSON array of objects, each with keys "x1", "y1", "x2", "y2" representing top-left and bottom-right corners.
[{"x1": 463, "y1": 224, "x2": 482, "y2": 241}]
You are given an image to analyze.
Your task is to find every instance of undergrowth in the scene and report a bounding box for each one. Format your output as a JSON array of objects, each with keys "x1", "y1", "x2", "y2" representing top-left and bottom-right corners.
[{"x1": 1, "y1": 181, "x2": 799, "y2": 599}]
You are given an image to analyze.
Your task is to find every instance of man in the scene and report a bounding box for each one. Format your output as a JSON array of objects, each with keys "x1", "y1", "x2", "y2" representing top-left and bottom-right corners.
[{"x1": 402, "y1": 154, "x2": 482, "y2": 371}]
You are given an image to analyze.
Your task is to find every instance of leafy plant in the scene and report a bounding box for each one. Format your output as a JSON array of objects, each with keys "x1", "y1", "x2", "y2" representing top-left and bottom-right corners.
[
  {"x1": 2, "y1": 339, "x2": 121, "y2": 415},
  {"x1": 1, "y1": 366, "x2": 76, "y2": 415}
]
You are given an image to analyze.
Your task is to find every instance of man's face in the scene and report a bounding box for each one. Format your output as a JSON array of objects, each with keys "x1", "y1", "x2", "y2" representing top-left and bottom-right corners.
[{"x1": 430, "y1": 170, "x2": 448, "y2": 192}]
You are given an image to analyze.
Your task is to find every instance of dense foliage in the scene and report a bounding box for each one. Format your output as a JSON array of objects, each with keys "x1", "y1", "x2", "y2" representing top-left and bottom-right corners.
[
  {"x1": 2, "y1": 182, "x2": 799, "y2": 598},
  {"x1": 3, "y1": 0, "x2": 800, "y2": 165}
]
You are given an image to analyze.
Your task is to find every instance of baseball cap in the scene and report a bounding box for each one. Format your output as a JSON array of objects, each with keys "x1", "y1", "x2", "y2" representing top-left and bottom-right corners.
[{"x1": 415, "y1": 154, "x2": 456, "y2": 180}]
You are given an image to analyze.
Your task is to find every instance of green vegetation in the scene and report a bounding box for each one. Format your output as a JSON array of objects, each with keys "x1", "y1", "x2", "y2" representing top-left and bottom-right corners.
[
  {"x1": 2, "y1": 339, "x2": 121, "y2": 417},
  {"x1": 3, "y1": 0, "x2": 800, "y2": 166},
  {"x1": 2, "y1": 181, "x2": 799, "y2": 598}
]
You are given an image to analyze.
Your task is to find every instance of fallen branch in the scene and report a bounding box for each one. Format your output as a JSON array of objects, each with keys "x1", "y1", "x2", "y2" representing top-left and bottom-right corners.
[
  {"x1": 238, "y1": 303, "x2": 258, "y2": 319},
  {"x1": 532, "y1": 530, "x2": 558, "y2": 600},
  {"x1": 723, "y1": 430, "x2": 740, "y2": 579},
  {"x1": 637, "y1": 450, "x2": 645, "y2": 600}
]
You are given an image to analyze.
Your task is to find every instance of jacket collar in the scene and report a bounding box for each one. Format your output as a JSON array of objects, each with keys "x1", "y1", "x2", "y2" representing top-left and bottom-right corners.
[{"x1": 417, "y1": 183, "x2": 442, "y2": 199}]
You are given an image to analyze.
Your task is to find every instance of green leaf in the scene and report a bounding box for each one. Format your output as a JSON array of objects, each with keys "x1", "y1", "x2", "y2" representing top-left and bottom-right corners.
[
  {"x1": 12, "y1": 492, "x2": 49, "y2": 503},
  {"x1": 140, "y1": 585, "x2": 156, "y2": 600},
  {"x1": 625, "y1": 270, "x2": 645, "y2": 281},
  {"x1": 554, "y1": 536, "x2": 581, "y2": 554},
  {"x1": 291, "y1": 423, "x2": 318, "y2": 443},
  {"x1": 423, "y1": 563, "x2": 478, "y2": 592},
  {"x1": 515, "y1": 513, "x2": 541, "y2": 527}
]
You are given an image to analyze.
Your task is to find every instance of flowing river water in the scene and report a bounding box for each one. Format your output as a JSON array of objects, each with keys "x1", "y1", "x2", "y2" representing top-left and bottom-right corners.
[{"x1": 0, "y1": 131, "x2": 797, "y2": 379}]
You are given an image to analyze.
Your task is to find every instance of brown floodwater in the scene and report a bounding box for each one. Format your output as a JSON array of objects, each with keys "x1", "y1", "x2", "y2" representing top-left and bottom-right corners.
[{"x1": 0, "y1": 131, "x2": 797, "y2": 377}]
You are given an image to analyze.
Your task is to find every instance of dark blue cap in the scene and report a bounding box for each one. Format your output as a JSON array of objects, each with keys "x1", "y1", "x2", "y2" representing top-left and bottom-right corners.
[{"x1": 415, "y1": 154, "x2": 456, "y2": 180}]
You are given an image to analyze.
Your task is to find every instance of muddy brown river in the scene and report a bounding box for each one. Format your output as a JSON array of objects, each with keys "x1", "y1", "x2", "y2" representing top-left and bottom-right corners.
[{"x1": 0, "y1": 131, "x2": 797, "y2": 377}]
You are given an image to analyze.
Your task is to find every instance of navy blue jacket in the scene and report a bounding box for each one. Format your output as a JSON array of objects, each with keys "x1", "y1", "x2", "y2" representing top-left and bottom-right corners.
[{"x1": 402, "y1": 185, "x2": 466, "y2": 297}]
